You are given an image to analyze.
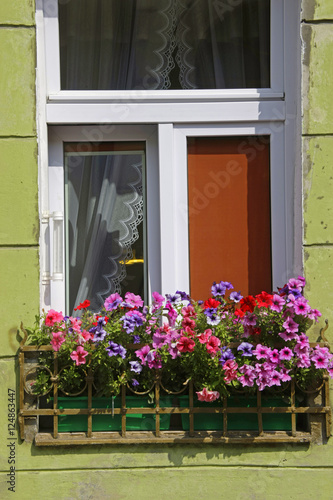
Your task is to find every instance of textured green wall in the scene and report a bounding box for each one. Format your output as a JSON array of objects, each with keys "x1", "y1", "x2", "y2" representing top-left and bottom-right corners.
[
  {"x1": 302, "y1": 0, "x2": 333, "y2": 345},
  {"x1": 0, "y1": 1, "x2": 333, "y2": 499}
]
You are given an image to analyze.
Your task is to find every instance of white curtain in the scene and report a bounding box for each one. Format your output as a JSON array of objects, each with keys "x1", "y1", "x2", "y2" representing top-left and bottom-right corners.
[
  {"x1": 59, "y1": 0, "x2": 270, "y2": 90},
  {"x1": 66, "y1": 153, "x2": 144, "y2": 313}
]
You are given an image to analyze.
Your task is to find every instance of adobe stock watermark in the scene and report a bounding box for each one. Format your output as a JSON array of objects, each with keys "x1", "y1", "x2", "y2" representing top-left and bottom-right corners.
[{"x1": 182, "y1": 158, "x2": 243, "y2": 221}]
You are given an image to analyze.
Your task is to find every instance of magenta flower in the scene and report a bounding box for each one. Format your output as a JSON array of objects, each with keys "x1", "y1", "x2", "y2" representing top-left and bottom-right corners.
[
  {"x1": 270, "y1": 294, "x2": 285, "y2": 313},
  {"x1": 50, "y1": 331, "x2": 65, "y2": 351},
  {"x1": 146, "y1": 351, "x2": 162, "y2": 369},
  {"x1": 45, "y1": 309, "x2": 64, "y2": 327},
  {"x1": 293, "y1": 297, "x2": 311, "y2": 316},
  {"x1": 196, "y1": 387, "x2": 220, "y2": 402},
  {"x1": 124, "y1": 292, "x2": 144, "y2": 308},
  {"x1": 269, "y1": 349, "x2": 280, "y2": 364},
  {"x1": 308, "y1": 308, "x2": 322, "y2": 321},
  {"x1": 279, "y1": 366, "x2": 292, "y2": 382},
  {"x1": 242, "y1": 313, "x2": 257, "y2": 326},
  {"x1": 283, "y1": 316, "x2": 299, "y2": 333},
  {"x1": 104, "y1": 293, "x2": 122, "y2": 310},
  {"x1": 279, "y1": 330, "x2": 298, "y2": 342},
  {"x1": 152, "y1": 291, "x2": 165, "y2": 311},
  {"x1": 296, "y1": 354, "x2": 311, "y2": 368},
  {"x1": 238, "y1": 365, "x2": 256, "y2": 387},
  {"x1": 135, "y1": 345, "x2": 151, "y2": 365},
  {"x1": 279, "y1": 347, "x2": 293, "y2": 361},
  {"x1": 165, "y1": 303, "x2": 178, "y2": 326},
  {"x1": 70, "y1": 345, "x2": 88, "y2": 366},
  {"x1": 311, "y1": 346, "x2": 332, "y2": 369},
  {"x1": 253, "y1": 344, "x2": 271, "y2": 360}
]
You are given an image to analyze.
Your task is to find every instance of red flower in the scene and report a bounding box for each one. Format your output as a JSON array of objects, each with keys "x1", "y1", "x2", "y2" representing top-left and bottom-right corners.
[
  {"x1": 182, "y1": 317, "x2": 196, "y2": 329},
  {"x1": 256, "y1": 291, "x2": 273, "y2": 308},
  {"x1": 234, "y1": 308, "x2": 245, "y2": 318},
  {"x1": 177, "y1": 336, "x2": 195, "y2": 353},
  {"x1": 239, "y1": 295, "x2": 256, "y2": 313},
  {"x1": 74, "y1": 299, "x2": 91, "y2": 311},
  {"x1": 203, "y1": 298, "x2": 220, "y2": 309}
]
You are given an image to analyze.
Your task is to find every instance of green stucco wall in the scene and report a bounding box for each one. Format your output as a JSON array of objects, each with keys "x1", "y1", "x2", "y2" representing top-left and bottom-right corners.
[
  {"x1": 0, "y1": 1, "x2": 333, "y2": 499},
  {"x1": 302, "y1": 0, "x2": 333, "y2": 333}
]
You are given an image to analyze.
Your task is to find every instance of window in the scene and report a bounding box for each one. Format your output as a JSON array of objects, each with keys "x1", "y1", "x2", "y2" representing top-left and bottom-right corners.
[
  {"x1": 58, "y1": 0, "x2": 270, "y2": 90},
  {"x1": 37, "y1": 0, "x2": 300, "y2": 314}
]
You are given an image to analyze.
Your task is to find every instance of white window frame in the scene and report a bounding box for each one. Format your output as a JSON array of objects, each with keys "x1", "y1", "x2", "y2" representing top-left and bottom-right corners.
[{"x1": 36, "y1": 0, "x2": 302, "y2": 311}]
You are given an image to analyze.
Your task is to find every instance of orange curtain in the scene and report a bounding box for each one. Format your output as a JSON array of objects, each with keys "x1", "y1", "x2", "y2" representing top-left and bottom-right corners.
[{"x1": 187, "y1": 137, "x2": 271, "y2": 300}]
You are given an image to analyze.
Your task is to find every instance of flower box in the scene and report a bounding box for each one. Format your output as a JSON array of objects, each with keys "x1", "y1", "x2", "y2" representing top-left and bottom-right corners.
[
  {"x1": 19, "y1": 275, "x2": 332, "y2": 444},
  {"x1": 55, "y1": 395, "x2": 173, "y2": 432},
  {"x1": 179, "y1": 395, "x2": 293, "y2": 431}
]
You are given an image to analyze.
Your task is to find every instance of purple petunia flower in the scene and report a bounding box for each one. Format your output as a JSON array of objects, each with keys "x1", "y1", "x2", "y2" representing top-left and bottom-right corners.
[
  {"x1": 219, "y1": 347, "x2": 235, "y2": 364},
  {"x1": 106, "y1": 341, "x2": 127, "y2": 359},
  {"x1": 230, "y1": 291, "x2": 243, "y2": 303},
  {"x1": 237, "y1": 342, "x2": 253, "y2": 357},
  {"x1": 211, "y1": 281, "x2": 233, "y2": 297},
  {"x1": 204, "y1": 308, "x2": 220, "y2": 326},
  {"x1": 166, "y1": 293, "x2": 182, "y2": 304},
  {"x1": 175, "y1": 290, "x2": 191, "y2": 302},
  {"x1": 129, "y1": 361, "x2": 143, "y2": 374},
  {"x1": 121, "y1": 311, "x2": 144, "y2": 334},
  {"x1": 104, "y1": 293, "x2": 123, "y2": 311}
]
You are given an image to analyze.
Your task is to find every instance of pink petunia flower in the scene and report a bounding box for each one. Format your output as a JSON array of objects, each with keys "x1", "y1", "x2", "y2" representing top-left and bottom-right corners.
[
  {"x1": 152, "y1": 291, "x2": 165, "y2": 312},
  {"x1": 293, "y1": 297, "x2": 311, "y2": 316},
  {"x1": 45, "y1": 309, "x2": 64, "y2": 327},
  {"x1": 50, "y1": 331, "x2": 65, "y2": 351},
  {"x1": 124, "y1": 292, "x2": 144, "y2": 308},
  {"x1": 253, "y1": 344, "x2": 271, "y2": 360},
  {"x1": 196, "y1": 387, "x2": 220, "y2": 402},
  {"x1": 206, "y1": 335, "x2": 221, "y2": 356},
  {"x1": 270, "y1": 294, "x2": 286, "y2": 313},
  {"x1": 198, "y1": 329, "x2": 212, "y2": 344},
  {"x1": 70, "y1": 345, "x2": 88, "y2": 366},
  {"x1": 135, "y1": 345, "x2": 151, "y2": 365},
  {"x1": 223, "y1": 359, "x2": 238, "y2": 383},
  {"x1": 282, "y1": 316, "x2": 299, "y2": 334},
  {"x1": 279, "y1": 346, "x2": 293, "y2": 361}
]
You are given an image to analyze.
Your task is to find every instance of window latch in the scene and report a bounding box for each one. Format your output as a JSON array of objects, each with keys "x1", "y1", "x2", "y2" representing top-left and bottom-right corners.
[{"x1": 42, "y1": 211, "x2": 64, "y2": 282}]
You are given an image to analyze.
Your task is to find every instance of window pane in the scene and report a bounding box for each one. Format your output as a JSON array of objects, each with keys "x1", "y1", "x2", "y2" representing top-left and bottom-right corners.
[
  {"x1": 187, "y1": 136, "x2": 271, "y2": 300},
  {"x1": 59, "y1": 0, "x2": 270, "y2": 90},
  {"x1": 64, "y1": 142, "x2": 146, "y2": 313}
]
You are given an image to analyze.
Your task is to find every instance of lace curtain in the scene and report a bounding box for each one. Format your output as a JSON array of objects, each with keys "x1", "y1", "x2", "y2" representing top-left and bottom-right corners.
[
  {"x1": 59, "y1": 0, "x2": 270, "y2": 90},
  {"x1": 66, "y1": 152, "x2": 144, "y2": 313}
]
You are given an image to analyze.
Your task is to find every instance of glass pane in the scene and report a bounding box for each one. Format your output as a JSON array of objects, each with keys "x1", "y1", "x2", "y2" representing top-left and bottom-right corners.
[
  {"x1": 187, "y1": 136, "x2": 271, "y2": 300},
  {"x1": 64, "y1": 142, "x2": 146, "y2": 314},
  {"x1": 59, "y1": 0, "x2": 270, "y2": 90}
]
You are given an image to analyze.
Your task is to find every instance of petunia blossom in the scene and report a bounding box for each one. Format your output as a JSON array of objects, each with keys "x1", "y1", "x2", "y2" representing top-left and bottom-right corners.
[
  {"x1": 50, "y1": 331, "x2": 66, "y2": 351},
  {"x1": 196, "y1": 387, "x2": 220, "y2": 402},
  {"x1": 70, "y1": 345, "x2": 88, "y2": 366},
  {"x1": 45, "y1": 309, "x2": 64, "y2": 327},
  {"x1": 177, "y1": 336, "x2": 195, "y2": 353},
  {"x1": 104, "y1": 293, "x2": 123, "y2": 311}
]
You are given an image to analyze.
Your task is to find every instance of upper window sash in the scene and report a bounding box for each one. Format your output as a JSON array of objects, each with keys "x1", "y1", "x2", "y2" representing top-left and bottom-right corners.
[{"x1": 42, "y1": 0, "x2": 284, "y2": 100}]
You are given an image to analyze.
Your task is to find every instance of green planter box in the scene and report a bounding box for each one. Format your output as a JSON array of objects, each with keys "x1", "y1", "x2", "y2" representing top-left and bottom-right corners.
[
  {"x1": 179, "y1": 395, "x2": 293, "y2": 431},
  {"x1": 56, "y1": 396, "x2": 173, "y2": 432}
]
